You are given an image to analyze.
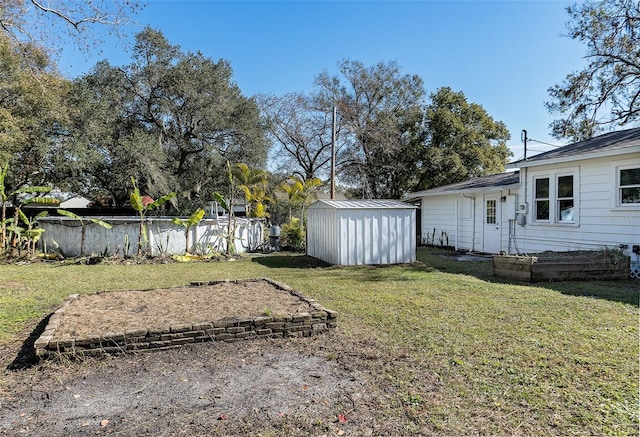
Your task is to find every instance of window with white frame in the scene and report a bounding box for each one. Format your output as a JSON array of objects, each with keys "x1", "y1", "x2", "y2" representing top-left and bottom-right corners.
[
  {"x1": 619, "y1": 167, "x2": 640, "y2": 205},
  {"x1": 557, "y1": 175, "x2": 574, "y2": 222},
  {"x1": 531, "y1": 170, "x2": 578, "y2": 224},
  {"x1": 534, "y1": 177, "x2": 549, "y2": 221}
]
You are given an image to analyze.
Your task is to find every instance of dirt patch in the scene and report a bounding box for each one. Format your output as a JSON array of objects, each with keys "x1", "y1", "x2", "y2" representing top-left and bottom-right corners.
[
  {"x1": 0, "y1": 278, "x2": 404, "y2": 436},
  {"x1": 53, "y1": 280, "x2": 313, "y2": 339},
  {"x1": 0, "y1": 334, "x2": 384, "y2": 436},
  {"x1": 1, "y1": 333, "x2": 399, "y2": 436}
]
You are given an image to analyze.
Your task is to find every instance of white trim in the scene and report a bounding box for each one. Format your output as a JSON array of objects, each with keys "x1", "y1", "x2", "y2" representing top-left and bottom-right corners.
[
  {"x1": 508, "y1": 146, "x2": 640, "y2": 169},
  {"x1": 528, "y1": 166, "x2": 580, "y2": 227},
  {"x1": 611, "y1": 162, "x2": 640, "y2": 209}
]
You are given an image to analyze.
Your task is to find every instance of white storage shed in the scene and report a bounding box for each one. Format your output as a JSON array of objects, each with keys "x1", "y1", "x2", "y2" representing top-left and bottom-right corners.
[{"x1": 307, "y1": 199, "x2": 417, "y2": 266}]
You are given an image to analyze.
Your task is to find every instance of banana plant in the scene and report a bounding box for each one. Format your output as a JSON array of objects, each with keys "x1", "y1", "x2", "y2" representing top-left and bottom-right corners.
[
  {"x1": 56, "y1": 209, "x2": 113, "y2": 257},
  {"x1": 5, "y1": 185, "x2": 59, "y2": 254},
  {"x1": 171, "y1": 208, "x2": 205, "y2": 254},
  {"x1": 130, "y1": 177, "x2": 176, "y2": 256},
  {"x1": 7, "y1": 209, "x2": 49, "y2": 257},
  {"x1": 212, "y1": 191, "x2": 236, "y2": 255}
]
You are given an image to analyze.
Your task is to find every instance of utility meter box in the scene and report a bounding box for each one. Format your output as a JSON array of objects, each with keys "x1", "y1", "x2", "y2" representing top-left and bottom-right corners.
[{"x1": 517, "y1": 202, "x2": 528, "y2": 215}]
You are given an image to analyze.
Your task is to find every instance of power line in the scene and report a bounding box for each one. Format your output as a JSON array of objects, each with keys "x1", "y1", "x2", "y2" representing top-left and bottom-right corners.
[{"x1": 528, "y1": 138, "x2": 563, "y2": 148}]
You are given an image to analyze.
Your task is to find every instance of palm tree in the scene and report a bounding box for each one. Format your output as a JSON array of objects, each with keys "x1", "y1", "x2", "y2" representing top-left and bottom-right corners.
[
  {"x1": 279, "y1": 175, "x2": 322, "y2": 221},
  {"x1": 233, "y1": 163, "x2": 273, "y2": 218}
]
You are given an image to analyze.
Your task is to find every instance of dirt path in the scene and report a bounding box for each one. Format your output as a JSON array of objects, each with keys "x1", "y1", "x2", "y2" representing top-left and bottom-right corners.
[{"x1": 1, "y1": 329, "x2": 404, "y2": 436}]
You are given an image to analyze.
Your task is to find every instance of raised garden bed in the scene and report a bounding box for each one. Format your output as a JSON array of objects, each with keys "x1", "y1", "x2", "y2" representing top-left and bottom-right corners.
[
  {"x1": 493, "y1": 251, "x2": 631, "y2": 282},
  {"x1": 34, "y1": 278, "x2": 337, "y2": 359}
]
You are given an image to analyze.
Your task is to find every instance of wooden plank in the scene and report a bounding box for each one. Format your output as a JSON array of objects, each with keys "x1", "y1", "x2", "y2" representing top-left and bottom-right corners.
[
  {"x1": 532, "y1": 270, "x2": 628, "y2": 282},
  {"x1": 535, "y1": 262, "x2": 619, "y2": 272},
  {"x1": 494, "y1": 262, "x2": 532, "y2": 272},
  {"x1": 493, "y1": 256, "x2": 536, "y2": 266},
  {"x1": 531, "y1": 258, "x2": 630, "y2": 282},
  {"x1": 493, "y1": 267, "x2": 531, "y2": 282},
  {"x1": 495, "y1": 255, "x2": 630, "y2": 282}
]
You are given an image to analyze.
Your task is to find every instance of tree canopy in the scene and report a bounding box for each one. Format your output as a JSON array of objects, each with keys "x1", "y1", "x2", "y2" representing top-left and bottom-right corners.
[
  {"x1": 259, "y1": 93, "x2": 346, "y2": 182},
  {"x1": 0, "y1": 33, "x2": 69, "y2": 196},
  {"x1": 314, "y1": 59, "x2": 427, "y2": 199},
  {"x1": 421, "y1": 87, "x2": 512, "y2": 190},
  {"x1": 62, "y1": 28, "x2": 268, "y2": 207},
  {"x1": 546, "y1": 0, "x2": 640, "y2": 140},
  {"x1": 0, "y1": 10, "x2": 515, "y2": 209},
  {"x1": 0, "y1": 0, "x2": 142, "y2": 59},
  {"x1": 309, "y1": 60, "x2": 511, "y2": 198}
]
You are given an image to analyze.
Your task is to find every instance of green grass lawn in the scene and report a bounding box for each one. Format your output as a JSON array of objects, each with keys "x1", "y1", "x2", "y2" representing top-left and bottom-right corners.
[{"x1": 1, "y1": 247, "x2": 638, "y2": 435}]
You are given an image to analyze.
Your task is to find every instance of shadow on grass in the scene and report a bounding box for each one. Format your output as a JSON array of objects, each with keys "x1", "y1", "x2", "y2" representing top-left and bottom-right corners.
[
  {"x1": 252, "y1": 248, "x2": 639, "y2": 306},
  {"x1": 416, "y1": 247, "x2": 639, "y2": 306},
  {"x1": 7, "y1": 313, "x2": 52, "y2": 370},
  {"x1": 251, "y1": 253, "x2": 332, "y2": 269}
]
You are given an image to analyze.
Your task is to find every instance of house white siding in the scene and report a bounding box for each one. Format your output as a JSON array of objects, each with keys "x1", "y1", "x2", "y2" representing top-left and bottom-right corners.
[
  {"x1": 307, "y1": 200, "x2": 416, "y2": 265},
  {"x1": 513, "y1": 152, "x2": 640, "y2": 254},
  {"x1": 419, "y1": 189, "x2": 515, "y2": 253},
  {"x1": 420, "y1": 196, "x2": 456, "y2": 246},
  {"x1": 406, "y1": 129, "x2": 640, "y2": 277}
]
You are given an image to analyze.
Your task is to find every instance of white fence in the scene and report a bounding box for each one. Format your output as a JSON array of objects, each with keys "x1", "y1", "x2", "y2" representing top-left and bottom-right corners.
[{"x1": 37, "y1": 216, "x2": 265, "y2": 257}]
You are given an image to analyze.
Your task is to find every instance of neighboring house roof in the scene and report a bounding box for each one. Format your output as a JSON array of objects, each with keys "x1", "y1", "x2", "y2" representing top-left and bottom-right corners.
[
  {"x1": 403, "y1": 171, "x2": 520, "y2": 201},
  {"x1": 59, "y1": 196, "x2": 91, "y2": 208},
  {"x1": 310, "y1": 199, "x2": 417, "y2": 209},
  {"x1": 509, "y1": 127, "x2": 640, "y2": 168}
]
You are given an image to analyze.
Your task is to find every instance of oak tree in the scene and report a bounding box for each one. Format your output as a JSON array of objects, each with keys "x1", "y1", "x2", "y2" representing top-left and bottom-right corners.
[
  {"x1": 421, "y1": 87, "x2": 512, "y2": 190},
  {"x1": 259, "y1": 93, "x2": 346, "y2": 181},
  {"x1": 64, "y1": 28, "x2": 268, "y2": 207},
  {"x1": 546, "y1": 0, "x2": 640, "y2": 140},
  {"x1": 0, "y1": 34, "x2": 69, "y2": 194},
  {"x1": 0, "y1": 0, "x2": 142, "y2": 60}
]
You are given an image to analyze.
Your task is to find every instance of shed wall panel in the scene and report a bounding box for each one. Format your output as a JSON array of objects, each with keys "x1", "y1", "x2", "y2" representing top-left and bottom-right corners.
[{"x1": 307, "y1": 201, "x2": 416, "y2": 265}]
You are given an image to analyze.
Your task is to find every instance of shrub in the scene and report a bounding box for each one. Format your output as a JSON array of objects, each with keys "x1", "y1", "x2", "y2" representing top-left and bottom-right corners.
[{"x1": 281, "y1": 217, "x2": 305, "y2": 251}]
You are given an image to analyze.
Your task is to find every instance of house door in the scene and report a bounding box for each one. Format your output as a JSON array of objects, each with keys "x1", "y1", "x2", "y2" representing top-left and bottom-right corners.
[{"x1": 483, "y1": 196, "x2": 501, "y2": 253}]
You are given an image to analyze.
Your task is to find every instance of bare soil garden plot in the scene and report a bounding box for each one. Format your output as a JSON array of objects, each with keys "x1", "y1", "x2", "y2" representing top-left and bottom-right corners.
[
  {"x1": 2, "y1": 335, "x2": 395, "y2": 437},
  {"x1": 34, "y1": 278, "x2": 337, "y2": 359}
]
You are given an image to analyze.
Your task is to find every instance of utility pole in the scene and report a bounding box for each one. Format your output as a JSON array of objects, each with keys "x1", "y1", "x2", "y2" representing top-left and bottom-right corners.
[
  {"x1": 331, "y1": 106, "x2": 337, "y2": 199},
  {"x1": 521, "y1": 129, "x2": 528, "y2": 160}
]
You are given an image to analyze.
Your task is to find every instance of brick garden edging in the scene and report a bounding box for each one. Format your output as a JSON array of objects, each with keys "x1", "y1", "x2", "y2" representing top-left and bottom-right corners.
[{"x1": 34, "y1": 278, "x2": 337, "y2": 360}]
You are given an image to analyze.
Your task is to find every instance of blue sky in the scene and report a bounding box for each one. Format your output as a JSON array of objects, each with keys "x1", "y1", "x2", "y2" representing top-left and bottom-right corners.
[{"x1": 60, "y1": 0, "x2": 586, "y2": 160}]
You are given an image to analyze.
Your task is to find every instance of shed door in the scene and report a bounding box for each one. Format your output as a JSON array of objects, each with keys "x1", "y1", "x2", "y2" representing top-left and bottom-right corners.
[{"x1": 483, "y1": 196, "x2": 501, "y2": 253}]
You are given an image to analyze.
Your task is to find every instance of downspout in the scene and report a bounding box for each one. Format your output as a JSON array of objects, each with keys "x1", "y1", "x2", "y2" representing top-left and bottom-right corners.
[
  {"x1": 462, "y1": 193, "x2": 476, "y2": 252},
  {"x1": 455, "y1": 198, "x2": 459, "y2": 250},
  {"x1": 519, "y1": 166, "x2": 527, "y2": 254}
]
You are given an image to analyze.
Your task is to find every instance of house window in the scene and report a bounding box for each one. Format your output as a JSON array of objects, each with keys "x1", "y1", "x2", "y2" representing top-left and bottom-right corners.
[
  {"x1": 620, "y1": 167, "x2": 640, "y2": 205},
  {"x1": 534, "y1": 177, "x2": 549, "y2": 221},
  {"x1": 557, "y1": 175, "x2": 574, "y2": 222},
  {"x1": 486, "y1": 200, "x2": 496, "y2": 224}
]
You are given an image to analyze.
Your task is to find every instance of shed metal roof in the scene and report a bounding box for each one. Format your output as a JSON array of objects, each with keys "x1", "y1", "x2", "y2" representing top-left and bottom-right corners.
[
  {"x1": 310, "y1": 199, "x2": 417, "y2": 209},
  {"x1": 509, "y1": 127, "x2": 640, "y2": 168}
]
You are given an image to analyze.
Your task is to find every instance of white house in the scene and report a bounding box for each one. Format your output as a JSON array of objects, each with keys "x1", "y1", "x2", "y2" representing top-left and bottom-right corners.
[
  {"x1": 404, "y1": 128, "x2": 640, "y2": 264},
  {"x1": 403, "y1": 172, "x2": 520, "y2": 253},
  {"x1": 307, "y1": 199, "x2": 416, "y2": 266}
]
